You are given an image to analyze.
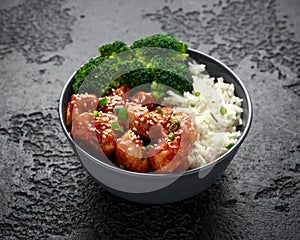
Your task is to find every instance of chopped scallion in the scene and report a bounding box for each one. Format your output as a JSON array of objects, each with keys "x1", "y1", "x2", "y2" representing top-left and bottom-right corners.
[
  {"x1": 168, "y1": 118, "x2": 180, "y2": 132},
  {"x1": 168, "y1": 132, "x2": 175, "y2": 140},
  {"x1": 93, "y1": 110, "x2": 99, "y2": 117},
  {"x1": 110, "y1": 121, "x2": 124, "y2": 132},
  {"x1": 156, "y1": 107, "x2": 164, "y2": 115},
  {"x1": 210, "y1": 112, "x2": 218, "y2": 122},
  {"x1": 169, "y1": 118, "x2": 180, "y2": 125},
  {"x1": 195, "y1": 92, "x2": 200, "y2": 97},
  {"x1": 118, "y1": 107, "x2": 128, "y2": 120},
  {"x1": 99, "y1": 97, "x2": 108, "y2": 106},
  {"x1": 114, "y1": 105, "x2": 123, "y2": 113},
  {"x1": 119, "y1": 164, "x2": 125, "y2": 170},
  {"x1": 226, "y1": 143, "x2": 235, "y2": 149},
  {"x1": 220, "y1": 106, "x2": 227, "y2": 115},
  {"x1": 145, "y1": 144, "x2": 153, "y2": 151},
  {"x1": 189, "y1": 103, "x2": 195, "y2": 107}
]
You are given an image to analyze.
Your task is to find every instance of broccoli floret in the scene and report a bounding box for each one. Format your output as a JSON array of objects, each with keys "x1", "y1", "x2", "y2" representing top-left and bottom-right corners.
[
  {"x1": 150, "y1": 55, "x2": 193, "y2": 95},
  {"x1": 98, "y1": 40, "x2": 129, "y2": 57},
  {"x1": 131, "y1": 34, "x2": 188, "y2": 54},
  {"x1": 73, "y1": 35, "x2": 193, "y2": 96},
  {"x1": 72, "y1": 56, "x2": 108, "y2": 93},
  {"x1": 121, "y1": 67, "x2": 153, "y2": 89},
  {"x1": 78, "y1": 57, "x2": 152, "y2": 96}
]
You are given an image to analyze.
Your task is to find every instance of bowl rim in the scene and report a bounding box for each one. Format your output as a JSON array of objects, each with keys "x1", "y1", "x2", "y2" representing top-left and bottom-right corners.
[{"x1": 58, "y1": 48, "x2": 253, "y2": 178}]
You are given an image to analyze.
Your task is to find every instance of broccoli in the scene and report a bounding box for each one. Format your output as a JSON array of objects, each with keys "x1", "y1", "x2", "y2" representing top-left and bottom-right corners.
[
  {"x1": 150, "y1": 55, "x2": 193, "y2": 95},
  {"x1": 121, "y1": 67, "x2": 153, "y2": 89},
  {"x1": 72, "y1": 55, "x2": 107, "y2": 94},
  {"x1": 72, "y1": 34, "x2": 193, "y2": 96},
  {"x1": 78, "y1": 57, "x2": 151, "y2": 96},
  {"x1": 131, "y1": 34, "x2": 188, "y2": 56},
  {"x1": 98, "y1": 40, "x2": 129, "y2": 57}
]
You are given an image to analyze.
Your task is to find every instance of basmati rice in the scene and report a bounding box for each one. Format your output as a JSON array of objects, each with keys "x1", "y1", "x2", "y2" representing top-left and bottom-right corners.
[{"x1": 162, "y1": 62, "x2": 243, "y2": 169}]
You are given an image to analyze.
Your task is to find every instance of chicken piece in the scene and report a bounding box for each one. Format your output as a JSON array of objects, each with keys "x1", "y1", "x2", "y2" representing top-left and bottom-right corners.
[
  {"x1": 66, "y1": 94, "x2": 98, "y2": 126},
  {"x1": 127, "y1": 106, "x2": 160, "y2": 139},
  {"x1": 168, "y1": 112, "x2": 198, "y2": 144},
  {"x1": 94, "y1": 112, "x2": 118, "y2": 155},
  {"x1": 149, "y1": 112, "x2": 198, "y2": 173},
  {"x1": 98, "y1": 84, "x2": 130, "y2": 113},
  {"x1": 109, "y1": 84, "x2": 130, "y2": 97},
  {"x1": 98, "y1": 95, "x2": 125, "y2": 113},
  {"x1": 130, "y1": 91, "x2": 156, "y2": 107},
  {"x1": 152, "y1": 106, "x2": 173, "y2": 126},
  {"x1": 116, "y1": 130, "x2": 150, "y2": 172},
  {"x1": 70, "y1": 112, "x2": 101, "y2": 155}
]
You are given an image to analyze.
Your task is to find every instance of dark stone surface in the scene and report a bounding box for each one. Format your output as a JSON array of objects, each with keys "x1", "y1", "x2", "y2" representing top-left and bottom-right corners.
[{"x1": 0, "y1": 0, "x2": 299, "y2": 239}]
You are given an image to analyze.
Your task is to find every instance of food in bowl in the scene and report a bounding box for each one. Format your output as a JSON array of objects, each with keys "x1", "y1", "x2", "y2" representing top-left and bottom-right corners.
[{"x1": 66, "y1": 34, "x2": 243, "y2": 174}]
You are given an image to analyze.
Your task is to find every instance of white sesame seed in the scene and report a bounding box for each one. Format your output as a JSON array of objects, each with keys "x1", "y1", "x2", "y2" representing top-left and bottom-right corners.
[{"x1": 133, "y1": 127, "x2": 137, "y2": 131}]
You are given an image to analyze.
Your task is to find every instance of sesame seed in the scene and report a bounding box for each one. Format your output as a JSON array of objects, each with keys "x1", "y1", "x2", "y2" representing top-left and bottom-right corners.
[{"x1": 133, "y1": 127, "x2": 137, "y2": 131}]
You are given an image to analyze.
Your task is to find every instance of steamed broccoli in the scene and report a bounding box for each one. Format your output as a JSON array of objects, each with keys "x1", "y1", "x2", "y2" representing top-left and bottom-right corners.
[
  {"x1": 78, "y1": 57, "x2": 150, "y2": 96},
  {"x1": 72, "y1": 34, "x2": 193, "y2": 96},
  {"x1": 72, "y1": 56, "x2": 107, "y2": 94},
  {"x1": 150, "y1": 55, "x2": 193, "y2": 95},
  {"x1": 98, "y1": 40, "x2": 129, "y2": 57},
  {"x1": 131, "y1": 34, "x2": 188, "y2": 54}
]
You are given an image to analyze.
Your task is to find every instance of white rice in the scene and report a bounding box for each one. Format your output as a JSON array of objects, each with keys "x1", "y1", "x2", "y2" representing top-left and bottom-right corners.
[{"x1": 162, "y1": 62, "x2": 243, "y2": 169}]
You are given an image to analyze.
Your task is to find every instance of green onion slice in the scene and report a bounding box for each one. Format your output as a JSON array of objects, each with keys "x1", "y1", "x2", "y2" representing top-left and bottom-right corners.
[
  {"x1": 93, "y1": 110, "x2": 99, "y2": 117},
  {"x1": 169, "y1": 118, "x2": 180, "y2": 125},
  {"x1": 110, "y1": 121, "x2": 124, "y2": 132},
  {"x1": 195, "y1": 92, "x2": 200, "y2": 97},
  {"x1": 226, "y1": 143, "x2": 235, "y2": 149},
  {"x1": 145, "y1": 144, "x2": 153, "y2": 151},
  {"x1": 189, "y1": 103, "x2": 195, "y2": 107},
  {"x1": 210, "y1": 112, "x2": 218, "y2": 122},
  {"x1": 119, "y1": 164, "x2": 125, "y2": 170},
  {"x1": 220, "y1": 106, "x2": 227, "y2": 115},
  {"x1": 114, "y1": 105, "x2": 123, "y2": 113},
  {"x1": 168, "y1": 132, "x2": 175, "y2": 140},
  {"x1": 99, "y1": 97, "x2": 108, "y2": 106},
  {"x1": 118, "y1": 107, "x2": 128, "y2": 120},
  {"x1": 156, "y1": 107, "x2": 164, "y2": 115},
  {"x1": 168, "y1": 118, "x2": 181, "y2": 132}
]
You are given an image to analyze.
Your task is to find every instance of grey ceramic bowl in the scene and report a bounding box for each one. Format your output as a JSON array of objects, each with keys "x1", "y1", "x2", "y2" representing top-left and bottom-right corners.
[{"x1": 58, "y1": 49, "x2": 252, "y2": 204}]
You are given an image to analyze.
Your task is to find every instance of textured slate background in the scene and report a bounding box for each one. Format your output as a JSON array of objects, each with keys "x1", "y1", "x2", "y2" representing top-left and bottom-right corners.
[{"x1": 0, "y1": 0, "x2": 299, "y2": 239}]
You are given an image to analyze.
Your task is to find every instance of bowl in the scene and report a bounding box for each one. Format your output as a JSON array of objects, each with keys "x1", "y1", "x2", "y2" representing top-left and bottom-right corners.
[{"x1": 58, "y1": 48, "x2": 253, "y2": 204}]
